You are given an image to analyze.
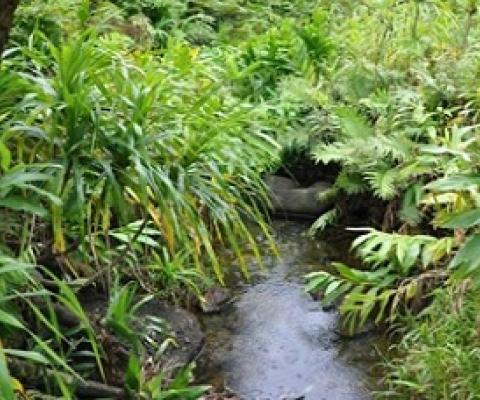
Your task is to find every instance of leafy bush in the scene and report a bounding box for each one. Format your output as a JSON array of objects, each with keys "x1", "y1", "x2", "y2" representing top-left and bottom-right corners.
[
  {"x1": 4, "y1": 31, "x2": 279, "y2": 283},
  {"x1": 306, "y1": 229, "x2": 454, "y2": 333}
]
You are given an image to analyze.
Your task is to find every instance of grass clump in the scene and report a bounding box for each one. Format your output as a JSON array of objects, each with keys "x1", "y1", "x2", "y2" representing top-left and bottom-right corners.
[{"x1": 382, "y1": 286, "x2": 480, "y2": 399}]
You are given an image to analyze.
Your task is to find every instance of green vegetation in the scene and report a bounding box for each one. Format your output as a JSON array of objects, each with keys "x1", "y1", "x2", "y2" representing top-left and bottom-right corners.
[
  {"x1": 302, "y1": 1, "x2": 480, "y2": 398},
  {"x1": 0, "y1": 0, "x2": 292, "y2": 397},
  {"x1": 1, "y1": 0, "x2": 480, "y2": 398},
  {"x1": 382, "y1": 286, "x2": 480, "y2": 399}
]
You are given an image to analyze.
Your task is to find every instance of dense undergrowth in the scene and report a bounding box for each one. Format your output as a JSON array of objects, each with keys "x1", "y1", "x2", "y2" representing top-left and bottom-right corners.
[
  {"x1": 1, "y1": 0, "x2": 480, "y2": 399},
  {"x1": 303, "y1": 1, "x2": 480, "y2": 398}
]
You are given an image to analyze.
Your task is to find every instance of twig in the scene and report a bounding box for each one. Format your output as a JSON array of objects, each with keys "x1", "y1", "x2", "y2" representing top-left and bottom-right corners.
[{"x1": 9, "y1": 358, "x2": 126, "y2": 399}]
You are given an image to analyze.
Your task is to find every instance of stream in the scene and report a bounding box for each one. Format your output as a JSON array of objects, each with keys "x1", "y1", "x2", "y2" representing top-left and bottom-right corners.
[{"x1": 197, "y1": 220, "x2": 383, "y2": 400}]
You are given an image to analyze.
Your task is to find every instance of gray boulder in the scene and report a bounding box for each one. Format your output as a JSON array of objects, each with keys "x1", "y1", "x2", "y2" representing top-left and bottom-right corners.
[{"x1": 265, "y1": 175, "x2": 332, "y2": 216}]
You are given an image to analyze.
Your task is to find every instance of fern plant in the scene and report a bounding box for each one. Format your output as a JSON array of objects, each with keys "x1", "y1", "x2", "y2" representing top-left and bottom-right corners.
[{"x1": 306, "y1": 229, "x2": 454, "y2": 333}]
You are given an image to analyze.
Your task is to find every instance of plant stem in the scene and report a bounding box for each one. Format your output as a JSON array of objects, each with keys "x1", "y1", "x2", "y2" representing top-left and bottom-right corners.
[
  {"x1": 463, "y1": 1, "x2": 477, "y2": 49},
  {"x1": 411, "y1": 0, "x2": 420, "y2": 40}
]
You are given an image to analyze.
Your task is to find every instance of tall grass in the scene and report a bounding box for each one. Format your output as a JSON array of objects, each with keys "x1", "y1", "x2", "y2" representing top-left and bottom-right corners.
[
  {"x1": 381, "y1": 286, "x2": 480, "y2": 399},
  {"x1": 5, "y1": 31, "x2": 279, "y2": 282}
]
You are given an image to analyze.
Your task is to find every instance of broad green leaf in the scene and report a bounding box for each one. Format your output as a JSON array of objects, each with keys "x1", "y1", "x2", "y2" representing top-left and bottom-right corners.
[
  {"x1": 401, "y1": 241, "x2": 421, "y2": 273},
  {"x1": 125, "y1": 354, "x2": 141, "y2": 392},
  {"x1": 335, "y1": 107, "x2": 374, "y2": 138},
  {"x1": 0, "y1": 142, "x2": 11, "y2": 172},
  {"x1": 0, "y1": 341, "x2": 15, "y2": 400},
  {"x1": 325, "y1": 280, "x2": 342, "y2": 296},
  {"x1": 426, "y1": 175, "x2": 480, "y2": 192},
  {"x1": 0, "y1": 309, "x2": 25, "y2": 330},
  {"x1": 420, "y1": 145, "x2": 470, "y2": 161},
  {"x1": 449, "y1": 234, "x2": 480, "y2": 278},
  {"x1": 0, "y1": 171, "x2": 51, "y2": 190},
  {"x1": 441, "y1": 209, "x2": 480, "y2": 229},
  {"x1": 304, "y1": 271, "x2": 331, "y2": 292},
  {"x1": 2, "y1": 349, "x2": 50, "y2": 365},
  {"x1": 0, "y1": 196, "x2": 48, "y2": 217}
]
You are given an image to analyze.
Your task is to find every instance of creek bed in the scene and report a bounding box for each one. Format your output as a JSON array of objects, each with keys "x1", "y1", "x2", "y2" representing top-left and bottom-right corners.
[{"x1": 197, "y1": 220, "x2": 383, "y2": 400}]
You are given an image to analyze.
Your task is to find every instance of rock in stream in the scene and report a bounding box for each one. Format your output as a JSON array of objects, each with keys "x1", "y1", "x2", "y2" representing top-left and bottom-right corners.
[{"x1": 265, "y1": 175, "x2": 333, "y2": 216}]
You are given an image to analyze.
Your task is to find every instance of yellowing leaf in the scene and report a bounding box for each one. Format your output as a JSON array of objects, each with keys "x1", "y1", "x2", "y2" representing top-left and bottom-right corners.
[
  {"x1": 189, "y1": 47, "x2": 200, "y2": 60},
  {"x1": 11, "y1": 377, "x2": 26, "y2": 394}
]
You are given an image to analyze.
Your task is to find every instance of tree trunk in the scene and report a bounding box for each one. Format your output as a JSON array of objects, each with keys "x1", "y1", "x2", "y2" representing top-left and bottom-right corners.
[{"x1": 0, "y1": 0, "x2": 20, "y2": 55}]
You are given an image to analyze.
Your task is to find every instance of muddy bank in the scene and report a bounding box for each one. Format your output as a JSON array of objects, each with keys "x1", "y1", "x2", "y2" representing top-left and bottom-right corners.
[
  {"x1": 196, "y1": 220, "x2": 384, "y2": 400},
  {"x1": 79, "y1": 294, "x2": 205, "y2": 386}
]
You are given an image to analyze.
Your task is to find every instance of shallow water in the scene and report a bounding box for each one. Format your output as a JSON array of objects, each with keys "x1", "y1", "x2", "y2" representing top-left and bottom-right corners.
[{"x1": 198, "y1": 220, "x2": 381, "y2": 400}]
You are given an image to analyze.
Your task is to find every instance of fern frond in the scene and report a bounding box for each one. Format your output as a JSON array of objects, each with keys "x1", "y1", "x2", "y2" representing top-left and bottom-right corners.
[
  {"x1": 335, "y1": 170, "x2": 367, "y2": 194},
  {"x1": 400, "y1": 184, "x2": 423, "y2": 224},
  {"x1": 364, "y1": 168, "x2": 398, "y2": 200},
  {"x1": 312, "y1": 142, "x2": 355, "y2": 164},
  {"x1": 308, "y1": 208, "x2": 338, "y2": 235},
  {"x1": 335, "y1": 106, "x2": 374, "y2": 138}
]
